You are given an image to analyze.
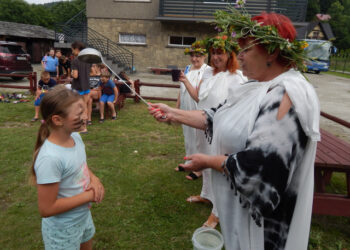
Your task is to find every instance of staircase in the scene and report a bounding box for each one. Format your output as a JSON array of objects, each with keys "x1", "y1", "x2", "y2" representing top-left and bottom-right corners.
[{"x1": 54, "y1": 9, "x2": 134, "y2": 73}]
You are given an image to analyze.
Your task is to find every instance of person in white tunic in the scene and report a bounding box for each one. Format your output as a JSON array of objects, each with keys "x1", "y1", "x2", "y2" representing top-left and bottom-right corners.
[
  {"x1": 173, "y1": 36, "x2": 248, "y2": 229},
  {"x1": 175, "y1": 41, "x2": 210, "y2": 181},
  {"x1": 149, "y1": 11, "x2": 319, "y2": 250}
]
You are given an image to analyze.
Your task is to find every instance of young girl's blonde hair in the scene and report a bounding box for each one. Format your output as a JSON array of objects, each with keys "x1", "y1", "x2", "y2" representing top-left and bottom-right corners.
[{"x1": 30, "y1": 85, "x2": 82, "y2": 184}]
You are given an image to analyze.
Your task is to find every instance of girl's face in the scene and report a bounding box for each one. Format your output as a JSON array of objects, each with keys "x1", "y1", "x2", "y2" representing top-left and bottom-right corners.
[
  {"x1": 210, "y1": 49, "x2": 229, "y2": 71},
  {"x1": 62, "y1": 99, "x2": 86, "y2": 133},
  {"x1": 190, "y1": 54, "x2": 205, "y2": 69},
  {"x1": 238, "y1": 39, "x2": 270, "y2": 81},
  {"x1": 49, "y1": 49, "x2": 55, "y2": 57}
]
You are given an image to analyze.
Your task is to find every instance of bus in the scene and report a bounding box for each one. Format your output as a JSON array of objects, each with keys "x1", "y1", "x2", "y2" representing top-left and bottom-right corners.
[{"x1": 302, "y1": 39, "x2": 333, "y2": 74}]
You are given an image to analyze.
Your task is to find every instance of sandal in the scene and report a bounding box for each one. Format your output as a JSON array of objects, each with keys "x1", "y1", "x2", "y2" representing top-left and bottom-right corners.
[
  {"x1": 111, "y1": 116, "x2": 117, "y2": 120},
  {"x1": 186, "y1": 172, "x2": 202, "y2": 181},
  {"x1": 186, "y1": 196, "x2": 211, "y2": 204},
  {"x1": 87, "y1": 120, "x2": 92, "y2": 126},
  {"x1": 175, "y1": 166, "x2": 185, "y2": 172},
  {"x1": 99, "y1": 118, "x2": 104, "y2": 123},
  {"x1": 31, "y1": 118, "x2": 38, "y2": 122},
  {"x1": 203, "y1": 213, "x2": 219, "y2": 229}
]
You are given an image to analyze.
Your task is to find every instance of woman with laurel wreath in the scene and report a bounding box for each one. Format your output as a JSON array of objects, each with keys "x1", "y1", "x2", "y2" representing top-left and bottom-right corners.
[
  {"x1": 149, "y1": 8, "x2": 319, "y2": 250},
  {"x1": 175, "y1": 41, "x2": 210, "y2": 182},
  {"x1": 177, "y1": 36, "x2": 247, "y2": 229}
]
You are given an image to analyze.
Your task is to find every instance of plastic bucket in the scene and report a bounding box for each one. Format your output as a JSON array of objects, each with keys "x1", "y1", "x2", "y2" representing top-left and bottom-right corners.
[{"x1": 192, "y1": 227, "x2": 224, "y2": 250}]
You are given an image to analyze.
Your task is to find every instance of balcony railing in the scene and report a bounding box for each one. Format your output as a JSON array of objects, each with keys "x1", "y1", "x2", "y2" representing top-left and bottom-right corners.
[{"x1": 159, "y1": 0, "x2": 308, "y2": 22}]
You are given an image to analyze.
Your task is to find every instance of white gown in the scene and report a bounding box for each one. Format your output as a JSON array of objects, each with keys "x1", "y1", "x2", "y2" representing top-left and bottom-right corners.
[
  {"x1": 180, "y1": 64, "x2": 210, "y2": 158},
  {"x1": 197, "y1": 68, "x2": 247, "y2": 216},
  {"x1": 209, "y1": 69, "x2": 320, "y2": 250}
]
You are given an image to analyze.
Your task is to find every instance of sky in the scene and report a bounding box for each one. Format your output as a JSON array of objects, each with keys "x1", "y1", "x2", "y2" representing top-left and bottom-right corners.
[{"x1": 24, "y1": 0, "x2": 69, "y2": 4}]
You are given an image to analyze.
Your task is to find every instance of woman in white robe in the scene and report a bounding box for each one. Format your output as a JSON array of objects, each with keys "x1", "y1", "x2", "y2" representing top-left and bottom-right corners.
[
  {"x1": 149, "y1": 12, "x2": 320, "y2": 250},
  {"x1": 176, "y1": 47, "x2": 210, "y2": 181},
  {"x1": 177, "y1": 36, "x2": 247, "y2": 229}
]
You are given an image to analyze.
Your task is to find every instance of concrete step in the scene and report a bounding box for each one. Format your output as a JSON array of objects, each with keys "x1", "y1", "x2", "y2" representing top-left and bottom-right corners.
[{"x1": 102, "y1": 56, "x2": 124, "y2": 75}]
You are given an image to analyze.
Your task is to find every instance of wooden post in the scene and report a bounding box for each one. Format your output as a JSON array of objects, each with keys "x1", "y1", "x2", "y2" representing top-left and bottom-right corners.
[
  {"x1": 134, "y1": 79, "x2": 140, "y2": 103},
  {"x1": 347, "y1": 173, "x2": 350, "y2": 198},
  {"x1": 28, "y1": 72, "x2": 35, "y2": 94}
]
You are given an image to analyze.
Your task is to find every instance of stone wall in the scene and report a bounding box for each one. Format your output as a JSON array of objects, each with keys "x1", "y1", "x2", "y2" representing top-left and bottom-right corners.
[{"x1": 88, "y1": 18, "x2": 216, "y2": 72}]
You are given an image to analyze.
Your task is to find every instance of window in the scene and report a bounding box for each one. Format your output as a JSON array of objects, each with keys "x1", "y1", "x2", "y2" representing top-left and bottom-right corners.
[
  {"x1": 119, "y1": 34, "x2": 146, "y2": 45},
  {"x1": 0, "y1": 45, "x2": 25, "y2": 54},
  {"x1": 312, "y1": 31, "x2": 320, "y2": 39},
  {"x1": 168, "y1": 36, "x2": 196, "y2": 47}
]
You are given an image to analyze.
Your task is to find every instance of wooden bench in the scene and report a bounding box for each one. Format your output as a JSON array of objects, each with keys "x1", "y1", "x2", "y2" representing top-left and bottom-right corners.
[
  {"x1": 313, "y1": 112, "x2": 350, "y2": 217},
  {"x1": 150, "y1": 68, "x2": 172, "y2": 75}
]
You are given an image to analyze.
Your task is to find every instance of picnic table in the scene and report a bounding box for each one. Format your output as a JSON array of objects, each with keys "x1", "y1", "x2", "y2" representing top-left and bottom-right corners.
[
  {"x1": 150, "y1": 67, "x2": 172, "y2": 75},
  {"x1": 313, "y1": 112, "x2": 350, "y2": 217}
]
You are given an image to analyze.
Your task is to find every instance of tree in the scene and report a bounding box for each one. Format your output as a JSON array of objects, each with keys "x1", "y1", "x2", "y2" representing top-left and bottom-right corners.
[
  {"x1": 328, "y1": 0, "x2": 350, "y2": 49},
  {"x1": 306, "y1": 0, "x2": 320, "y2": 21},
  {"x1": 0, "y1": 0, "x2": 85, "y2": 29}
]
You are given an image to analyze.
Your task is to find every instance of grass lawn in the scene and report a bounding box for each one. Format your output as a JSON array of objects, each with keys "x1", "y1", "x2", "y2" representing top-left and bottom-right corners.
[
  {"x1": 325, "y1": 71, "x2": 350, "y2": 79},
  {"x1": 0, "y1": 95, "x2": 349, "y2": 249}
]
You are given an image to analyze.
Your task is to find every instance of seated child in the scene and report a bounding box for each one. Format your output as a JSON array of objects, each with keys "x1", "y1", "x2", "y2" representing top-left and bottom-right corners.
[
  {"x1": 31, "y1": 71, "x2": 57, "y2": 122},
  {"x1": 98, "y1": 71, "x2": 119, "y2": 123},
  {"x1": 116, "y1": 71, "x2": 135, "y2": 109},
  {"x1": 87, "y1": 64, "x2": 102, "y2": 125}
]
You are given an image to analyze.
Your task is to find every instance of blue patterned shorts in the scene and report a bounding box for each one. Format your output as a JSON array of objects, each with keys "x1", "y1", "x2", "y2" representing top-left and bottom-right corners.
[{"x1": 42, "y1": 211, "x2": 95, "y2": 250}]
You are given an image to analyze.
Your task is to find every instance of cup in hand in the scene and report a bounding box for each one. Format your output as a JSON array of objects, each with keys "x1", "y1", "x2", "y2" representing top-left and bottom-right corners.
[{"x1": 171, "y1": 69, "x2": 181, "y2": 82}]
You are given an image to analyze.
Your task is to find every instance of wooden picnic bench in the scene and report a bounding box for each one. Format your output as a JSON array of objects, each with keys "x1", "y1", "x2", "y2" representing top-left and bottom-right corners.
[
  {"x1": 150, "y1": 68, "x2": 172, "y2": 75},
  {"x1": 313, "y1": 111, "x2": 350, "y2": 217}
]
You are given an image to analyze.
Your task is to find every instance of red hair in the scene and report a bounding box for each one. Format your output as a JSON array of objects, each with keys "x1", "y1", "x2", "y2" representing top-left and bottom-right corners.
[
  {"x1": 209, "y1": 48, "x2": 239, "y2": 75},
  {"x1": 252, "y1": 12, "x2": 296, "y2": 41},
  {"x1": 241, "y1": 12, "x2": 297, "y2": 67}
]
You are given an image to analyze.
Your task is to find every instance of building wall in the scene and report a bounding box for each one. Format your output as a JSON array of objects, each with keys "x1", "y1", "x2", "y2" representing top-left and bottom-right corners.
[
  {"x1": 86, "y1": 0, "x2": 159, "y2": 20},
  {"x1": 88, "y1": 18, "x2": 216, "y2": 72}
]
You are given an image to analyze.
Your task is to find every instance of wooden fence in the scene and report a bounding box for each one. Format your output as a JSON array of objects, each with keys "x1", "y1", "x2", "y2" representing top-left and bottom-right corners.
[{"x1": 0, "y1": 72, "x2": 37, "y2": 94}]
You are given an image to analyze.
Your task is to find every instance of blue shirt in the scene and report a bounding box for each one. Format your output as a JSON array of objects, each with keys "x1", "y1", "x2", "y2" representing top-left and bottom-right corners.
[
  {"x1": 34, "y1": 133, "x2": 91, "y2": 227},
  {"x1": 99, "y1": 79, "x2": 116, "y2": 95},
  {"x1": 42, "y1": 56, "x2": 59, "y2": 73}
]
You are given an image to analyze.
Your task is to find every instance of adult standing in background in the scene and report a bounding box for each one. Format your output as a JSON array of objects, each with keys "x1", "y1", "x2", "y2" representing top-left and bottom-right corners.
[
  {"x1": 173, "y1": 36, "x2": 247, "y2": 229},
  {"x1": 41, "y1": 48, "x2": 58, "y2": 78},
  {"x1": 71, "y1": 41, "x2": 91, "y2": 133},
  {"x1": 175, "y1": 41, "x2": 211, "y2": 181}
]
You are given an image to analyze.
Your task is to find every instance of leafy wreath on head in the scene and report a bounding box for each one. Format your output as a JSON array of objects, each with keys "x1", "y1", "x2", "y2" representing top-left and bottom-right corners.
[
  {"x1": 213, "y1": 0, "x2": 309, "y2": 71},
  {"x1": 203, "y1": 35, "x2": 240, "y2": 54},
  {"x1": 184, "y1": 40, "x2": 207, "y2": 55}
]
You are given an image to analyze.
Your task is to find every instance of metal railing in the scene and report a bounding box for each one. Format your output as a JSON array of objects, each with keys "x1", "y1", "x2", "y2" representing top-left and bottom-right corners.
[
  {"x1": 329, "y1": 53, "x2": 350, "y2": 75},
  {"x1": 159, "y1": 0, "x2": 308, "y2": 22},
  {"x1": 54, "y1": 9, "x2": 134, "y2": 72}
]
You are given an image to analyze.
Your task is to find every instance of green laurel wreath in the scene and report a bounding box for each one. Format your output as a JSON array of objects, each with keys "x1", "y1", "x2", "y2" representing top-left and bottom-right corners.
[{"x1": 213, "y1": 3, "x2": 309, "y2": 71}]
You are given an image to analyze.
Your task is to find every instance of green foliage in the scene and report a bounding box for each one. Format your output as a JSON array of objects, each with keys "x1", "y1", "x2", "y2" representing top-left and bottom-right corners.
[
  {"x1": 306, "y1": 0, "x2": 350, "y2": 50},
  {"x1": 328, "y1": 0, "x2": 350, "y2": 50},
  {"x1": 306, "y1": 0, "x2": 320, "y2": 21},
  {"x1": 0, "y1": 0, "x2": 85, "y2": 29}
]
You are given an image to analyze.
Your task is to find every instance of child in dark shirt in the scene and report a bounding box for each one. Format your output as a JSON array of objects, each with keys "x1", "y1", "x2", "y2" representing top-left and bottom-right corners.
[
  {"x1": 98, "y1": 71, "x2": 118, "y2": 123},
  {"x1": 31, "y1": 71, "x2": 57, "y2": 122},
  {"x1": 87, "y1": 64, "x2": 102, "y2": 125}
]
